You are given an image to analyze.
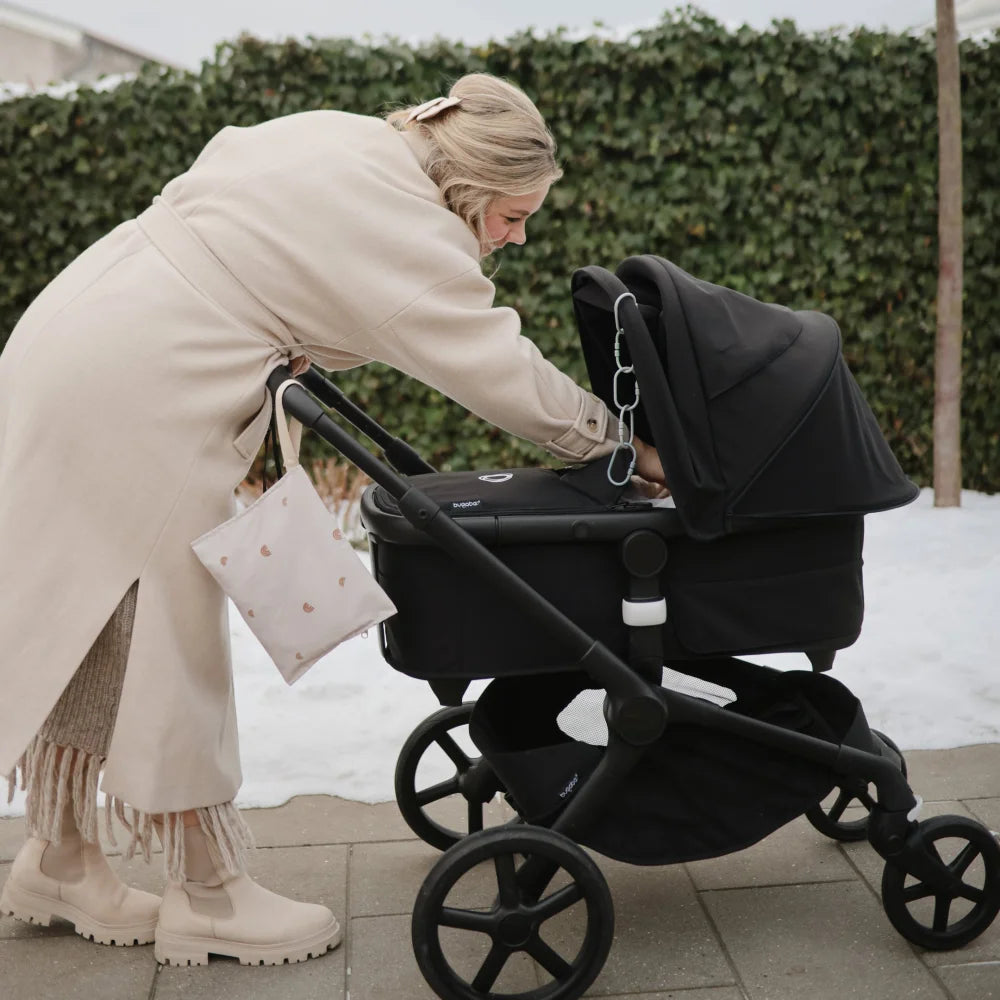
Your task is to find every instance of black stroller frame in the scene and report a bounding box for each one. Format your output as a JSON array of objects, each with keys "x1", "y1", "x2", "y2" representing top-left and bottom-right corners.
[{"x1": 269, "y1": 257, "x2": 1000, "y2": 1000}]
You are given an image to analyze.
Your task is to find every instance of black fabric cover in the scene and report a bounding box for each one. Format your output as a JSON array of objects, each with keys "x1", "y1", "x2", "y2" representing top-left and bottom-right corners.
[
  {"x1": 470, "y1": 662, "x2": 876, "y2": 865},
  {"x1": 369, "y1": 467, "x2": 610, "y2": 518},
  {"x1": 572, "y1": 256, "x2": 919, "y2": 540},
  {"x1": 663, "y1": 515, "x2": 864, "y2": 655},
  {"x1": 370, "y1": 531, "x2": 627, "y2": 678},
  {"x1": 361, "y1": 470, "x2": 866, "y2": 679}
]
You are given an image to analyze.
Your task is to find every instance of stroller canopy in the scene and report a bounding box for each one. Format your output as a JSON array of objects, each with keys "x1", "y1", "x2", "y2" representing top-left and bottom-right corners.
[{"x1": 572, "y1": 256, "x2": 918, "y2": 540}]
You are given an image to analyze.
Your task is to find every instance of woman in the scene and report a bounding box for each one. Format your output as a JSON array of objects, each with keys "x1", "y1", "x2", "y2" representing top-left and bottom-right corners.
[{"x1": 0, "y1": 73, "x2": 664, "y2": 966}]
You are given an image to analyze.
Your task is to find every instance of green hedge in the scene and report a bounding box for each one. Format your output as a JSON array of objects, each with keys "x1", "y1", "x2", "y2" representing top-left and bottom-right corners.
[{"x1": 2, "y1": 14, "x2": 998, "y2": 488}]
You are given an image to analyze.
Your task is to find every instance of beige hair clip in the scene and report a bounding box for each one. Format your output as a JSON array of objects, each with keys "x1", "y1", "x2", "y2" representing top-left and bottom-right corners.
[{"x1": 404, "y1": 96, "x2": 462, "y2": 124}]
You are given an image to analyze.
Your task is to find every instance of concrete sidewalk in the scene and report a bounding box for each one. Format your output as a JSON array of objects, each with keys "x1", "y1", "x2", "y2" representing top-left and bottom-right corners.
[{"x1": 2, "y1": 744, "x2": 999, "y2": 1000}]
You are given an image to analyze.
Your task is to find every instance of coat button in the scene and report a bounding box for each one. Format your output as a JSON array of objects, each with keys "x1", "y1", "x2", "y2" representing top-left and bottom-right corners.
[{"x1": 586, "y1": 418, "x2": 598, "y2": 431}]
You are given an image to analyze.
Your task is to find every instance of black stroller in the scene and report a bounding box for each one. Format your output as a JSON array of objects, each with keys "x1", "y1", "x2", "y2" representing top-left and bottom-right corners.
[{"x1": 272, "y1": 256, "x2": 1000, "y2": 1000}]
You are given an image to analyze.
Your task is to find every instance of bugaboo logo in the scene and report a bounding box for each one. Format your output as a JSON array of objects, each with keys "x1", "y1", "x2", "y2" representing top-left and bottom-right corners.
[
  {"x1": 478, "y1": 473, "x2": 513, "y2": 483},
  {"x1": 559, "y1": 773, "x2": 579, "y2": 798},
  {"x1": 451, "y1": 500, "x2": 482, "y2": 508}
]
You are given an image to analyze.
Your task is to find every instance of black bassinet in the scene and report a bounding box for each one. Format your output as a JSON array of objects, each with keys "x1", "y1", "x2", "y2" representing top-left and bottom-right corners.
[
  {"x1": 363, "y1": 470, "x2": 865, "y2": 683},
  {"x1": 361, "y1": 256, "x2": 917, "y2": 689}
]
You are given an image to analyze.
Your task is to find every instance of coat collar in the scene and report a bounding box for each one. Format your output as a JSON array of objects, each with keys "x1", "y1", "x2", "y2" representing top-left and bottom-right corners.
[
  {"x1": 397, "y1": 126, "x2": 433, "y2": 173},
  {"x1": 390, "y1": 123, "x2": 481, "y2": 260}
]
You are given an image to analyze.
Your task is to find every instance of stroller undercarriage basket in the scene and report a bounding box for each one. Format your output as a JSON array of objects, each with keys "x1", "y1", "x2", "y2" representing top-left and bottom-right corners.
[{"x1": 469, "y1": 661, "x2": 875, "y2": 865}]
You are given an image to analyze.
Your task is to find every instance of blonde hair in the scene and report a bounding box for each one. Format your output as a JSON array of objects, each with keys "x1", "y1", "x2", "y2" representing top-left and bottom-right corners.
[{"x1": 387, "y1": 74, "x2": 563, "y2": 254}]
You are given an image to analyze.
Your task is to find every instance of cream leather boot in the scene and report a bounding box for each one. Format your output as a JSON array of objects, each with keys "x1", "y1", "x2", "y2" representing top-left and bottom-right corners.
[
  {"x1": 154, "y1": 821, "x2": 341, "y2": 966},
  {"x1": 0, "y1": 804, "x2": 160, "y2": 945}
]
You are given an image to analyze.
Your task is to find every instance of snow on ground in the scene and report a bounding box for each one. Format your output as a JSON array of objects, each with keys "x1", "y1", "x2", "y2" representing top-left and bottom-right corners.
[
  {"x1": 0, "y1": 74, "x2": 136, "y2": 103},
  {"x1": 4, "y1": 488, "x2": 998, "y2": 817}
]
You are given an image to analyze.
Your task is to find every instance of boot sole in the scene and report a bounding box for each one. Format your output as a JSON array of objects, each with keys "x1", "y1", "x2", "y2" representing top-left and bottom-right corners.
[
  {"x1": 0, "y1": 880, "x2": 157, "y2": 946},
  {"x1": 154, "y1": 916, "x2": 342, "y2": 966}
]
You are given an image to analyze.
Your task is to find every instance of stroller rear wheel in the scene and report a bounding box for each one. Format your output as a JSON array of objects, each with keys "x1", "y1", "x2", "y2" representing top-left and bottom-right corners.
[
  {"x1": 395, "y1": 704, "x2": 508, "y2": 851},
  {"x1": 412, "y1": 826, "x2": 614, "y2": 1000},
  {"x1": 805, "y1": 730, "x2": 907, "y2": 842},
  {"x1": 881, "y1": 815, "x2": 1000, "y2": 950}
]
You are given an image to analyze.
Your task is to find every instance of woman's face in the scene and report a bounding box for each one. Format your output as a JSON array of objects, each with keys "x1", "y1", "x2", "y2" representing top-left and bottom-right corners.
[{"x1": 483, "y1": 188, "x2": 549, "y2": 250}]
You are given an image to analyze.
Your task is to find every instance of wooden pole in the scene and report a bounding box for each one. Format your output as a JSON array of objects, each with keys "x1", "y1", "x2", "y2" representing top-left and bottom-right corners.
[{"x1": 933, "y1": 0, "x2": 963, "y2": 506}]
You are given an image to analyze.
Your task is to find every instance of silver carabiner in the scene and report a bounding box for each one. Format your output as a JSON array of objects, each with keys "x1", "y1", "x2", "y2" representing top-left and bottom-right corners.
[
  {"x1": 607, "y1": 442, "x2": 637, "y2": 486},
  {"x1": 613, "y1": 365, "x2": 640, "y2": 412},
  {"x1": 617, "y1": 405, "x2": 636, "y2": 446},
  {"x1": 613, "y1": 328, "x2": 632, "y2": 373},
  {"x1": 613, "y1": 292, "x2": 637, "y2": 336}
]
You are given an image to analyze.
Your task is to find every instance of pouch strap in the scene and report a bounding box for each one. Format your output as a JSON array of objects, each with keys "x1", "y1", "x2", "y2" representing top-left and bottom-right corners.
[{"x1": 272, "y1": 379, "x2": 304, "y2": 472}]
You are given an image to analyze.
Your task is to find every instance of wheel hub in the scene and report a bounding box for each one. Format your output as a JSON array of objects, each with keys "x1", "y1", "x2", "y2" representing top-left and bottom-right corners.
[
  {"x1": 458, "y1": 760, "x2": 496, "y2": 802},
  {"x1": 497, "y1": 912, "x2": 534, "y2": 948}
]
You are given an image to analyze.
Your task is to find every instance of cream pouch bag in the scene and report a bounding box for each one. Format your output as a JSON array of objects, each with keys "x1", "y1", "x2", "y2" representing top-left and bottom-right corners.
[{"x1": 192, "y1": 379, "x2": 397, "y2": 684}]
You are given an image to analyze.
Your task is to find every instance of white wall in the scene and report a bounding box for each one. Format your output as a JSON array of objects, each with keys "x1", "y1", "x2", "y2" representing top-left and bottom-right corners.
[{"x1": 0, "y1": 18, "x2": 149, "y2": 86}]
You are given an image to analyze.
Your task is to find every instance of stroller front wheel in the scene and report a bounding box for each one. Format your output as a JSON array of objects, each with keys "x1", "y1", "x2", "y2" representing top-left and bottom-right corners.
[
  {"x1": 412, "y1": 825, "x2": 614, "y2": 1000},
  {"x1": 805, "y1": 729, "x2": 907, "y2": 842},
  {"x1": 881, "y1": 815, "x2": 1000, "y2": 950},
  {"x1": 395, "y1": 703, "x2": 508, "y2": 851}
]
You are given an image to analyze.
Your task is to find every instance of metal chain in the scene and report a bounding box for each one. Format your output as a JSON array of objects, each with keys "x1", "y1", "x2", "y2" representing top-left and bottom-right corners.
[{"x1": 607, "y1": 292, "x2": 640, "y2": 486}]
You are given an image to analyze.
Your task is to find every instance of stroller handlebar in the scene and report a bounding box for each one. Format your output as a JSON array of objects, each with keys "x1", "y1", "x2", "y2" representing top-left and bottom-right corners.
[{"x1": 267, "y1": 365, "x2": 435, "y2": 477}]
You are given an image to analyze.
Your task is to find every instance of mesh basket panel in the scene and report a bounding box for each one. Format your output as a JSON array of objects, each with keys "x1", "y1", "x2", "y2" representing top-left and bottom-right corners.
[{"x1": 556, "y1": 667, "x2": 737, "y2": 748}]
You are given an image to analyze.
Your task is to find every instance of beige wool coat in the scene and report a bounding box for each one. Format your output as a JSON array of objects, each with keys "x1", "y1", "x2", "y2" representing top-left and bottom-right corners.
[{"x1": 0, "y1": 111, "x2": 617, "y2": 813}]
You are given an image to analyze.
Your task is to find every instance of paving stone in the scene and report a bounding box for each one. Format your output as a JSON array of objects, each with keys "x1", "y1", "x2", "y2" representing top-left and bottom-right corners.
[
  {"x1": 106, "y1": 851, "x2": 168, "y2": 897},
  {"x1": 349, "y1": 839, "x2": 443, "y2": 917},
  {"x1": 349, "y1": 912, "x2": 537, "y2": 1000},
  {"x1": 906, "y1": 746, "x2": 1000, "y2": 802},
  {"x1": 573, "y1": 859, "x2": 733, "y2": 996},
  {"x1": 583, "y1": 991, "x2": 746, "y2": 1000},
  {"x1": 965, "y1": 797, "x2": 1000, "y2": 832},
  {"x1": 241, "y1": 795, "x2": 415, "y2": 847},
  {"x1": 0, "y1": 933, "x2": 157, "y2": 999},
  {"x1": 386, "y1": 791, "x2": 515, "y2": 848},
  {"x1": 934, "y1": 961, "x2": 1000, "y2": 999},
  {"x1": 685, "y1": 815, "x2": 855, "y2": 890},
  {"x1": 703, "y1": 881, "x2": 947, "y2": 1000},
  {"x1": 247, "y1": 843, "x2": 348, "y2": 914}
]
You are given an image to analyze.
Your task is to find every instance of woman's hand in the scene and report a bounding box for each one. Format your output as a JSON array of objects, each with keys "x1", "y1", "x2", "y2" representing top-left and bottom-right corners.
[{"x1": 633, "y1": 437, "x2": 670, "y2": 497}]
